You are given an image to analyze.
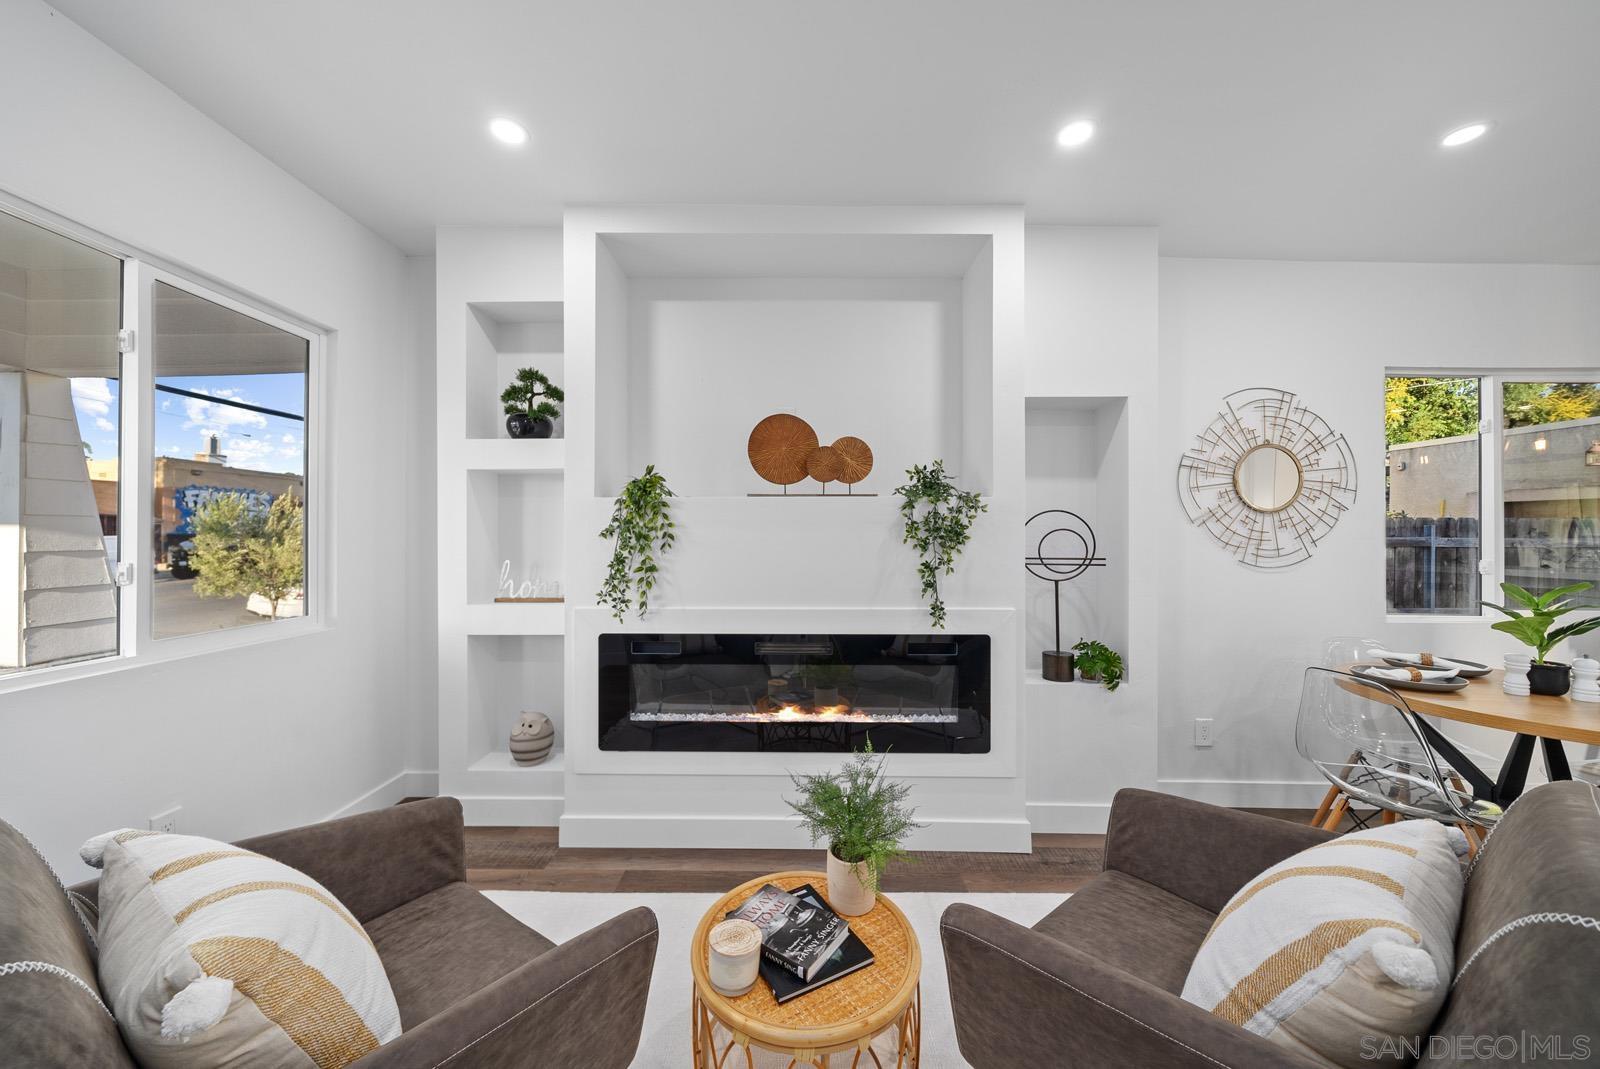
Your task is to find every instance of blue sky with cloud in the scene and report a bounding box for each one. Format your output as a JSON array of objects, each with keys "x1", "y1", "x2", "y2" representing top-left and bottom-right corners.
[{"x1": 72, "y1": 372, "x2": 305, "y2": 475}]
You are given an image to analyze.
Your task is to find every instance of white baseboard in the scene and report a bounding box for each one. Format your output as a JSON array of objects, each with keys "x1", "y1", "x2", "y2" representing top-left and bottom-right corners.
[
  {"x1": 1025, "y1": 801, "x2": 1113, "y2": 833},
  {"x1": 558, "y1": 812, "x2": 1035, "y2": 853},
  {"x1": 1157, "y1": 778, "x2": 1330, "y2": 809},
  {"x1": 327, "y1": 770, "x2": 439, "y2": 821},
  {"x1": 460, "y1": 795, "x2": 564, "y2": 826}
]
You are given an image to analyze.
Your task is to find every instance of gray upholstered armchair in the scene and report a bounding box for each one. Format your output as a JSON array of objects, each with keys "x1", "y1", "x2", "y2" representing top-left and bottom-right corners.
[
  {"x1": 942, "y1": 783, "x2": 1599, "y2": 1068},
  {"x1": 2, "y1": 797, "x2": 657, "y2": 1069}
]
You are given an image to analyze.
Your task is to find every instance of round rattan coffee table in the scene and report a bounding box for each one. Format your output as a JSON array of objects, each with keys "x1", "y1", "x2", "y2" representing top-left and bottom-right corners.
[{"x1": 690, "y1": 871, "x2": 921, "y2": 1068}]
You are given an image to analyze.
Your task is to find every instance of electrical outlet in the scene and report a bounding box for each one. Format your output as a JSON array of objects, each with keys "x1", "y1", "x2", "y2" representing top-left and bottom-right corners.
[
  {"x1": 1193, "y1": 718, "x2": 1214, "y2": 748},
  {"x1": 148, "y1": 806, "x2": 182, "y2": 835}
]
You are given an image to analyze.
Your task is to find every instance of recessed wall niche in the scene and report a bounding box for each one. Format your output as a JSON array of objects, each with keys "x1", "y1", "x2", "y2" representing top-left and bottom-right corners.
[
  {"x1": 1024, "y1": 396, "x2": 1129, "y2": 675},
  {"x1": 591, "y1": 233, "x2": 996, "y2": 498},
  {"x1": 465, "y1": 300, "x2": 563, "y2": 440}
]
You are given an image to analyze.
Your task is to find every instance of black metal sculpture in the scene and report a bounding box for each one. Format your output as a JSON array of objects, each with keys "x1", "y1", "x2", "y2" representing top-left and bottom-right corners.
[{"x1": 1024, "y1": 509, "x2": 1106, "y2": 681}]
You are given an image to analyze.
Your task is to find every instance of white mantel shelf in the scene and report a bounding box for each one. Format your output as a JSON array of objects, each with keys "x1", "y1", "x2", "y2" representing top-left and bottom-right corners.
[{"x1": 462, "y1": 437, "x2": 565, "y2": 473}]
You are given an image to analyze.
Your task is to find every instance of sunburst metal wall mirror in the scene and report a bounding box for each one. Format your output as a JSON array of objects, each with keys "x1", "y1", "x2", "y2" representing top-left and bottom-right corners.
[{"x1": 1177, "y1": 387, "x2": 1357, "y2": 569}]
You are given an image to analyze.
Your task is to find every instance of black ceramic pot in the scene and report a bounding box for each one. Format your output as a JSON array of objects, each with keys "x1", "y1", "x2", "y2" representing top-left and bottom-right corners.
[
  {"x1": 506, "y1": 414, "x2": 554, "y2": 439},
  {"x1": 1527, "y1": 661, "x2": 1571, "y2": 696}
]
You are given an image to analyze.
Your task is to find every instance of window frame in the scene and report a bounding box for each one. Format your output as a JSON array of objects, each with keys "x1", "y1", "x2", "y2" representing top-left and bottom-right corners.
[
  {"x1": 1385, "y1": 368, "x2": 1600, "y2": 624},
  {"x1": 0, "y1": 193, "x2": 329, "y2": 694}
]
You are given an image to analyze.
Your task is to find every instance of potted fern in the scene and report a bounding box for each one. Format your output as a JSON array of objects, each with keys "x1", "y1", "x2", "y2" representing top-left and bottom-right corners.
[
  {"x1": 1482, "y1": 581, "x2": 1600, "y2": 696},
  {"x1": 787, "y1": 743, "x2": 922, "y2": 916},
  {"x1": 501, "y1": 366, "x2": 564, "y2": 439}
]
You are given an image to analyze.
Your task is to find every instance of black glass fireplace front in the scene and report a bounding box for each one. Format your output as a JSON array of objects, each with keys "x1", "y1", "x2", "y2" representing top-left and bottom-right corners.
[{"x1": 598, "y1": 633, "x2": 990, "y2": 753}]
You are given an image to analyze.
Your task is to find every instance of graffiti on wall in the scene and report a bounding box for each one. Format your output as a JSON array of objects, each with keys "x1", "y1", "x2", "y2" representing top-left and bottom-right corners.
[{"x1": 173, "y1": 484, "x2": 275, "y2": 535}]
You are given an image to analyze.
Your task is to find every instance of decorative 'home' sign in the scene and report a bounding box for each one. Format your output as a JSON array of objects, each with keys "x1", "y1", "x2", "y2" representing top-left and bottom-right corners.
[{"x1": 1176, "y1": 387, "x2": 1356, "y2": 569}]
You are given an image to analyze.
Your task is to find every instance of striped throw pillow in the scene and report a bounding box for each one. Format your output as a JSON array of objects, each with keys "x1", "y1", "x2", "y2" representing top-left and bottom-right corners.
[
  {"x1": 1180, "y1": 820, "x2": 1466, "y2": 1068},
  {"x1": 81, "y1": 829, "x2": 400, "y2": 1069}
]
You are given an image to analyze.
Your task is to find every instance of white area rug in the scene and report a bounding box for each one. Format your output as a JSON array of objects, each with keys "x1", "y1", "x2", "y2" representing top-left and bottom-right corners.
[{"x1": 486, "y1": 891, "x2": 1066, "y2": 1068}]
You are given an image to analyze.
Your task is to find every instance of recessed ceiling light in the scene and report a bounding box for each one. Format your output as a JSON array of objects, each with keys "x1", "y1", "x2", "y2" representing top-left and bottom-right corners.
[
  {"x1": 488, "y1": 118, "x2": 529, "y2": 146},
  {"x1": 1056, "y1": 120, "x2": 1095, "y2": 148},
  {"x1": 1440, "y1": 122, "x2": 1490, "y2": 148}
]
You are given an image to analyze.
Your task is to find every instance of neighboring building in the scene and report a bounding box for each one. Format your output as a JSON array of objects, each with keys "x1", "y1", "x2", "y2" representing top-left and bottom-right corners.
[
  {"x1": 87, "y1": 437, "x2": 304, "y2": 566},
  {"x1": 1388, "y1": 416, "x2": 1600, "y2": 520}
]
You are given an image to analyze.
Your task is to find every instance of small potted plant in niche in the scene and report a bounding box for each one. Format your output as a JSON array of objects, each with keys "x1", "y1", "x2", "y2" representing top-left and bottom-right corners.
[
  {"x1": 1482, "y1": 581, "x2": 1600, "y2": 696},
  {"x1": 501, "y1": 366, "x2": 564, "y2": 439},
  {"x1": 787, "y1": 742, "x2": 922, "y2": 917},
  {"x1": 1071, "y1": 638, "x2": 1125, "y2": 692}
]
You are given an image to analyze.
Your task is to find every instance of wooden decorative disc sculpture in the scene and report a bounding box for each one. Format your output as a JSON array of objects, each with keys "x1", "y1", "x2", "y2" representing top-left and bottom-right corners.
[
  {"x1": 831, "y1": 436, "x2": 874, "y2": 485},
  {"x1": 748, "y1": 413, "x2": 819, "y2": 487},
  {"x1": 805, "y1": 445, "x2": 846, "y2": 489}
]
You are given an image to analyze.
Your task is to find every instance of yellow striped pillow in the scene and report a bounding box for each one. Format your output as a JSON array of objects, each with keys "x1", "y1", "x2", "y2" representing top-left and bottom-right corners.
[
  {"x1": 1180, "y1": 821, "x2": 1466, "y2": 1069},
  {"x1": 81, "y1": 829, "x2": 400, "y2": 1069}
]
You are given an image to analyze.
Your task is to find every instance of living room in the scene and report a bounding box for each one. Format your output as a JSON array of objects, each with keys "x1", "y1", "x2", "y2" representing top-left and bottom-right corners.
[{"x1": 2, "y1": 2, "x2": 1597, "y2": 1067}]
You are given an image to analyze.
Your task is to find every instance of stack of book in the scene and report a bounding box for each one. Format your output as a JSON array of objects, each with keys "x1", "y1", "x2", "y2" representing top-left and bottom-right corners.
[{"x1": 727, "y1": 883, "x2": 876, "y2": 1003}]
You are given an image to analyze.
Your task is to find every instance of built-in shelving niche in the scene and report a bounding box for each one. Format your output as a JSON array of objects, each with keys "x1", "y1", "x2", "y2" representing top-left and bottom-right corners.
[
  {"x1": 1024, "y1": 396, "x2": 1130, "y2": 677},
  {"x1": 465, "y1": 470, "x2": 564, "y2": 620},
  {"x1": 591, "y1": 233, "x2": 996, "y2": 499},
  {"x1": 465, "y1": 300, "x2": 563, "y2": 440},
  {"x1": 465, "y1": 634, "x2": 565, "y2": 775}
]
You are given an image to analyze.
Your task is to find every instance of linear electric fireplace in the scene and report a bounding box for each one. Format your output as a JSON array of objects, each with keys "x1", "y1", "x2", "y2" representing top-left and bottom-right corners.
[{"x1": 597, "y1": 633, "x2": 990, "y2": 753}]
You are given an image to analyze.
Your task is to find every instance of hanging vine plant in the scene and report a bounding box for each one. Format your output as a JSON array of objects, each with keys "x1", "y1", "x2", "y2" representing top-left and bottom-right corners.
[
  {"x1": 598, "y1": 465, "x2": 676, "y2": 621},
  {"x1": 893, "y1": 460, "x2": 987, "y2": 629}
]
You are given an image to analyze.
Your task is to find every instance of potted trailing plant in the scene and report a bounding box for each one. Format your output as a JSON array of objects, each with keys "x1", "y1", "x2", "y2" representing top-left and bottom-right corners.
[
  {"x1": 1071, "y1": 638, "x2": 1125, "y2": 691},
  {"x1": 787, "y1": 742, "x2": 923, "y2": 916},
  {"x1": 1482, "y1": 581, "x2": 1600, "y2": 696},
  {"x1": 893, "y1": 460, "x2": 987, "y2": 629},
  {"x1": 501, "y1": 367, "x2": 564, "y2": 439},
  {"x1": 598, "y1": 465, "x2": 675, "y2": 621}
]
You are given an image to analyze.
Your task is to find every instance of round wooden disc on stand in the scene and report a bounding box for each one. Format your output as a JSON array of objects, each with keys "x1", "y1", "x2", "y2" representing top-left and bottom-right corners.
[{"x1": 748, "y1": 414, "x2": 819, "y2": 489}]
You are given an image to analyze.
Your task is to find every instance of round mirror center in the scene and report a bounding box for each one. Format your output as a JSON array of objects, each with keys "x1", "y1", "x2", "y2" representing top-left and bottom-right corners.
[{"x1": 1234, "y1": 444, "x2": 1303, "y2": 512}]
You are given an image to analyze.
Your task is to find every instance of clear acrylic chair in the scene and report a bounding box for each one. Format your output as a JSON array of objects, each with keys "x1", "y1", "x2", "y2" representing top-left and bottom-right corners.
[
  {"x1": 1296, "y1": 667, "x2": 1501, "y2": 849},
  {"x1": 1311, "y1": 639, "x2": 1502, "y2": 827}
]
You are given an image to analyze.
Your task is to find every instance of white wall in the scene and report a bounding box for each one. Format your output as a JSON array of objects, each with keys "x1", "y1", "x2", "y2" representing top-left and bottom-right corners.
[
  {"x1": 1158, "y1": 257, "x2": 1600, "y2": 805},
  {"x1": 0, "y1": 0, "x2": 425, "y2": 874}
]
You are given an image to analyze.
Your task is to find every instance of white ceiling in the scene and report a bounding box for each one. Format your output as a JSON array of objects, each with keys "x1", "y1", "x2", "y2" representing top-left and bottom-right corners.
[{"x1": 49, "y1": 0, "x2": 1600, "y2": 263}]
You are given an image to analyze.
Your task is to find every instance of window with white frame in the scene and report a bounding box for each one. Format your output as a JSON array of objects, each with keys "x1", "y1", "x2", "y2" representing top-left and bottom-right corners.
[
  {"x1": 1386, "y1": 374, "x2": 1600, "y2": 616},
  {"x1": 0, "y1": 203, "x2": 320, "y2": 680}
]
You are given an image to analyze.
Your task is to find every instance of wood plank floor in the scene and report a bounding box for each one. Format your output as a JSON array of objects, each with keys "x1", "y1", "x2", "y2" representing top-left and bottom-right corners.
[{"x1": 443, "y1": 807, "x2": 1324, "y2": 894}]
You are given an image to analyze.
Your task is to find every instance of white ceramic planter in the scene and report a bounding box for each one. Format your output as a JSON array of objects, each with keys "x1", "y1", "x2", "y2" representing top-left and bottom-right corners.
[{"x1": 826, "y1": 848, "x2": 877, "y2": 916}]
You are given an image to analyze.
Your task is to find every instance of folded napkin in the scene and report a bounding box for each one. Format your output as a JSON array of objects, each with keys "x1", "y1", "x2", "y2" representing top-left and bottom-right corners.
[
  {"x1": 1366, "y1": 648, "x2": 1478, "y2": 672},
  {"x1": 1360, "y1": 665, "x2": 1460, "y2": 682}
]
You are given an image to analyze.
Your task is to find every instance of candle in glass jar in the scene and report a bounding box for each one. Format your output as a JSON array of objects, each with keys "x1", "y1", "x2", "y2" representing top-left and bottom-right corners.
[{"x1": 708, "y1": 919, "x2": 762, "y2": 996}]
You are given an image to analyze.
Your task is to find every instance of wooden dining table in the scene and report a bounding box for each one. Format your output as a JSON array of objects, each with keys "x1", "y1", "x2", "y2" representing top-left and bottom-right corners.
[{"x1": 1359, "y1": 667, "x2": 1600, "y2": 805}]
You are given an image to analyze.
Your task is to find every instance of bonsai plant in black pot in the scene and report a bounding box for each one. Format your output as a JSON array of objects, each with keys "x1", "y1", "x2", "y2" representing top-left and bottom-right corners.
[
  {"x1": 501, "y1": 367, "x2": 563, "y2": 439},
  {"x1": 1483, "y1": 581, "x2": 1600, "y2": 696}
]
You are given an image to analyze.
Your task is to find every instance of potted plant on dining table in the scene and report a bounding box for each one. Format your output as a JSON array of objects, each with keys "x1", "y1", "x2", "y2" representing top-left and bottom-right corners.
[
  {"x1": 1482, "y1": 581, "x2": 1600, "y2": 696},
  {"x1": 787, "y1": 742, "x2": 923, "y2": 917}
]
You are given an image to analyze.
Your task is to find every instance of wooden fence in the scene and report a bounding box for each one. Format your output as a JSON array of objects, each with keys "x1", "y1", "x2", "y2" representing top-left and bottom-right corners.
[{"x1": 1386, "y1": 516, "x2": 1480, "y2": 614}]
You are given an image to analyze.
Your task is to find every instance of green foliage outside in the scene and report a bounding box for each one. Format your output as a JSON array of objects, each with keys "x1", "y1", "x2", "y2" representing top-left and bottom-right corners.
[
  {"x1": 787, "y1": 741, "x2": 923, "y2": 891},
  {"x1": 190, "y1": 492, "x2": 305, "y2": 619},
  {"x1": 1501, "y1": 382, "x2": 1600, "y2": 428},
  {"x1": 1387, "y1": 377, "x2": 1600, "y2": 446}
]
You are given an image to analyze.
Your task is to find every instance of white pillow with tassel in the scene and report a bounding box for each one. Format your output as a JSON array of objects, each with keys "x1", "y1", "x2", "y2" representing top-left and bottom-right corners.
[
  {"x1": 81, "y1": 828, "x2": 400, "y2": 1069},
  {"x1": 1180, "y1": 819, "x2": 1467, "y2": 1068}
]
